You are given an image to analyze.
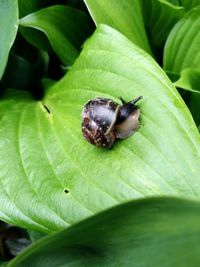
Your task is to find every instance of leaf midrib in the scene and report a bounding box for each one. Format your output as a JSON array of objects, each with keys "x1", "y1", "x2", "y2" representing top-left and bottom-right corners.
[{"x1": 49, "y1": 64, "x2": 200, "y2": 154}]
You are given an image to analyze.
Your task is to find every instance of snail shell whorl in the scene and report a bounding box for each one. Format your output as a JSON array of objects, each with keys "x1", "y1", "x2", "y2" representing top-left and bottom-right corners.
[
  {"x1": 81, "y1": 98, "x2": 119, "y2": 148},
  {"x1": 81, "y1": 96, "x2": 142, "y2": 148}
]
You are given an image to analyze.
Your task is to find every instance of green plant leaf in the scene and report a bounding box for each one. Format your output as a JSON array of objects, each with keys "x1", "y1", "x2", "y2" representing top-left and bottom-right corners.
[
  {"x1": 180, "y1": 0, "x2": 200, "y2": 11},
  {"x1": 0, "y1": 25, "x2": 200, "y2": 233},
  {"x1": 161, "y1": 0, "x2": 200, "y2": 10},
  {"x1": 28, "y1": 230, "x2": 46, "y2": 243},
  {"x1": 162, "y1": 0, "x2": 200, "y2": 11},
  {"x1": 83, "y1": 0, "x2": 151, "y2": 53},
  {"x1": 7, "y1": 197, "x2": 200, "y2": 267},
  {"x1": 163, "y1": 6, "x2": 200, "y2": 74},
  {"x1": 160, "y1": 0, "x2": 180, "y2": 5},
  {"x1": 18, "y1": 0, "x2": 56, "y2": 18},
  {"x1": 0, "y1": 0, "x2": 18, "y2": 79},
  {"x1": 163, "y1": 7, "x2": 200, "y2": 127},
  {"x1": 19, "y1": 5, "x2": 92, "y2": 66},
  {"x1": 18, "y1": 0, "x2": 43, "y2": 18},
  {"x1": 174, "y1": 68, "x2": 200, "y2": 93},
  {"x1": 142, "y1": 0, "x2": 184, "y2": 54},
  {"x1": 1, "y1": 52, "x2": 45, "y2": 92}
]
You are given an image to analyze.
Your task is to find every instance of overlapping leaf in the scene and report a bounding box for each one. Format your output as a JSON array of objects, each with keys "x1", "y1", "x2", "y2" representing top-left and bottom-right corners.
[
  {"x1": 0, "y1": 25, "x2": 200, "y2": 233},
  {"x1": 7, "y1": 197, "x2": 200, "y2": 267},
  {"x1": 19, "y1": 5, "x2": 92, "y2": 65},
  {"x1": 83, "y1": 0, "x2": 151, "y2": 53},
  {"x1": 142, "y1": 0, "x2": 184, "y2": 53},
  {"x1": 0, "y1": 0, "x2": 18, "y2": 79},
  {"x1": 18, "y1": 0, "x2": 43, "y2": 18},
  {"x1": 163, "y1": 6, "x2": 200, "y2": 126},
  {"x1": 164, "y1": 6, "x2": 200, "y2": 73},
  {"x1": 174, "y1": 68, "x2": 200, "y2": 93},
  {"x1": 180, "y1": 0, "x2": 200, "y2": 11}
]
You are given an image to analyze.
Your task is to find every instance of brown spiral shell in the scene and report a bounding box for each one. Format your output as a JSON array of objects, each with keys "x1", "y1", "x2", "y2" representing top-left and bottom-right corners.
[
  {"x1": 81, "y1": 96, "x2": 142, "y2": 148},
  {"x1": 81, "y1": 98, "x2": 119, "y2": 148}
]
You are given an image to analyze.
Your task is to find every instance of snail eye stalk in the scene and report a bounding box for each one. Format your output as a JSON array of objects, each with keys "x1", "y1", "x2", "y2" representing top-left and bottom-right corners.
[
  {"x1": 130, "y1": 96, "x2": 143, "y2": 106},
  {"x1": 118, "y1": 96, "x2": 126, "y2": 104}
]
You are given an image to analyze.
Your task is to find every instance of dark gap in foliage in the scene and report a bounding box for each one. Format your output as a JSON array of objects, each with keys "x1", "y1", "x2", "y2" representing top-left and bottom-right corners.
[
  {"x1": 47, "y1": 53, "x2": 64, "y2": 80},
  {"x1": 18, "y1": 0, "x2": 68, "y2": 18},
  {"x1": 0, "y1": 33, "x2": 45, "y2": 100},
  {"x1": 0, "y1": 221, "x2": 31, "y2": 261},
  {"x1": 144, "y1": 26, "x2": 164, "y2": 66},
  {"x1": 32, "y1": 84, "x2": 45, "y2": 100},
  {"x1": 67, "y1": 0, "x2": 92, "y2": 14}
]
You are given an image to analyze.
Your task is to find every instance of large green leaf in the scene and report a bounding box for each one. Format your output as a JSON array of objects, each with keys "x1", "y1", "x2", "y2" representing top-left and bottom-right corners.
[
  {"x1": 180, "y1": 0, "x2": 200, "y2": 11},
  {"x1": 7, "y1": 197, "x2": 200, "y2": 267},
  {"x1": 163, "y1": 6, "x2": 200, "y2": 73},
  {"x1": 163, "y1": 7, "x2": 200, "y2": 128},
  {"x1": 142, "y1": 0, "x2": 184, "y2": 54},
  {"x1": 0, "y1": 25, "x2": 200, "y2": 233},
  {"x1": 174, "y1": 68, "x2": 200, "y2": 93},
  {"x1": 163, "y1": 0, "x2": 200, "y2": 10},
  {"x1": 83, "y1": 0, "x2": 151, "y2": 53},
  {"x1": 18, "y1": 0, "x2": 43, "y2": 18},
  {"x1": 0, "y1": 0, "x2": 18, "y2": 79},
  {"x1": 19, "y1": 5, "x2": 92, "y2": 65}
]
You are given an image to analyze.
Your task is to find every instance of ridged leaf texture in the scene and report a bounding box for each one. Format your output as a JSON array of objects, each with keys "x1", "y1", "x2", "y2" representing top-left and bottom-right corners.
[{"x1": 0, "y1": 25, "x2": 200, "y2": 233}]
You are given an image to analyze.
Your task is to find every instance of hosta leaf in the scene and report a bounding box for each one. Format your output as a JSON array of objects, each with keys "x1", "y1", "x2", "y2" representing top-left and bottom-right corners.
[
  {"x1": 1, "y1": 52, "x2": 45, "y2": 92},
  {"x1": 180, "y1": 0, "x2": 200, "y2": 11},
  {"x1": 0, "y1": 0, "x2": 18, "y2": 79},
  {"x1": 162, "y1": 0, "x2": 200, "y2": 10},
  {"x1": 18, "y1": 0, "x2": 43, "y2": 18},
  {"x1": 83, "y1": 0, "x2": 151, "y2": 53},
  {"x1": 28, "y1": 230, "x2": 46, "y2": 242},
  {"x1": 0, "y1": 25, "x2": 200, "y2": 233},
  {"x1": 163, "y1": 7, "x2": 200, "y2": 128},
  {"x1": 19, "y1": 5, "x2": 92, "y2": 65},
  {"x1": 163, "y1": 6, "x2": 200, "y2": 74},
  {"x1": 174, "y1": 68, "x2": 200, "y2": 93},
  {"x1": 142, "y1": 0, "x2": 184, "y2": 53},
  {"x1": 160, "y1": 0, "x2": 180, "y2": 4},
  {"x1": 7, "y1": 197, "x2": 200, "y2": 267}
]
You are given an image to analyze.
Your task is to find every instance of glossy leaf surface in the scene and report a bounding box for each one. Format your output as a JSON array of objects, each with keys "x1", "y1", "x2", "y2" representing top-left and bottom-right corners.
[
  {"x1": 180, "y1": 0, "x2": 200, "y2": 11},
  {"x1": 19, "y1": 5, "x2": 92, "y2": 65},
  {"x1": 83, "y1": 0, "x2": 151, "y2": 53},
  {"x1": 18, "y1": 0, "x2": 43, "y2": 18},
  {"x1": 174, "y1": 68, "x2": 200, "y2": 93},
  {"x1": 0, "y1": 0, "x2": 18, "y2": 79},
  {"x1": 142, "y1": 0, "x2": 184, "y2": 52},
  {"x1": 7, "y1": 198, "x2": 200, "y2": 267},
  {"x1": 0, "y1": 25, "x2": 200, "y2": 232},
  {"x1": 164, "y1": 6, "x2": 200, "y2": 74}
]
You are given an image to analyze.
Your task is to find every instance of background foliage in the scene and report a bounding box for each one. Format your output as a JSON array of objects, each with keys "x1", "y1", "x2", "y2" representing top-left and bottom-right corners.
[{"x1": 0, "y1": 0, "x2": 200, "y2": 266}]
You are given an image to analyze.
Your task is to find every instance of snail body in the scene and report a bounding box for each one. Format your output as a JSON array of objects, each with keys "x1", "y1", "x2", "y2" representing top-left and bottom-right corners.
[{"x1": 81, "y1": 96, "x2": 142, "y2": 148}]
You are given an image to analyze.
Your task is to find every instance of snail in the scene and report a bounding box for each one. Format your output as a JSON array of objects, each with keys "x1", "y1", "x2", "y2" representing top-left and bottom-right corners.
[{"x1": 81, "y1": 96, "x2": 143, "y2": 148}]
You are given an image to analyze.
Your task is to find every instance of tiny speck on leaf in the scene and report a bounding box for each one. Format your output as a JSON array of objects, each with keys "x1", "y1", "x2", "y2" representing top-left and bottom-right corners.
[{"x1": 43, "y1": 104, "x2": 51, "y2": 114}]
